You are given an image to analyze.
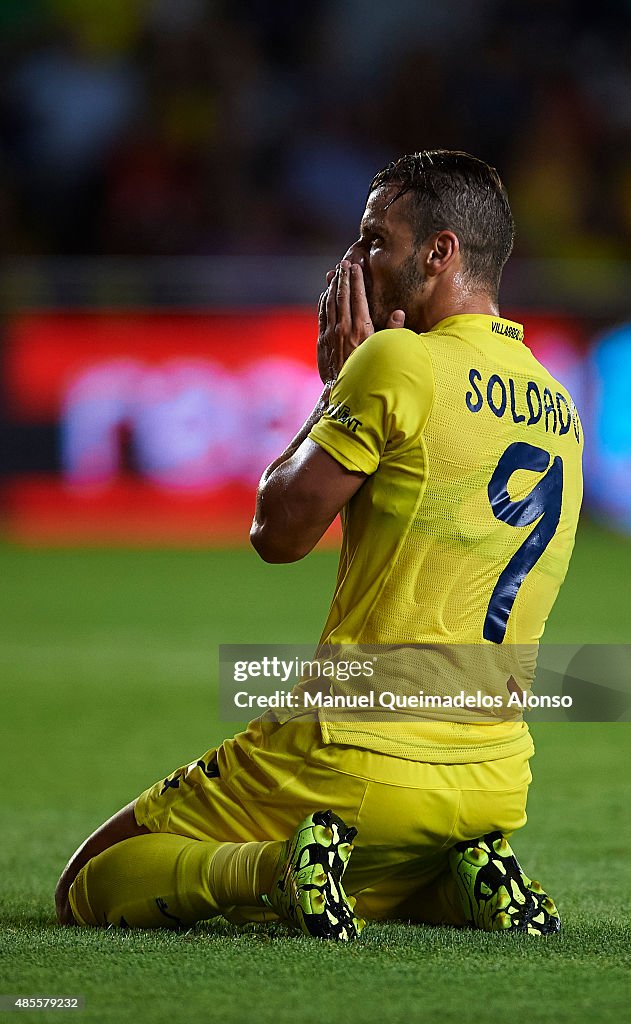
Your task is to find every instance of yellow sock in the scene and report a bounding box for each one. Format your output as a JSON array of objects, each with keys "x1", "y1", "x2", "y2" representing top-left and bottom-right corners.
[
  {"x1": 68, "y1": 833, "x2": 283, "y2": 929},
  {"x1": 207, "y1": 840, "x2": 282, "y2": 907}
]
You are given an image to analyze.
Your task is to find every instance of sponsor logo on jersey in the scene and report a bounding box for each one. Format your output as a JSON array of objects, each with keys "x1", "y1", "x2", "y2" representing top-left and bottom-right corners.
[{"x1": 326, "y1": 401, "x2": 363, "y2": 433}]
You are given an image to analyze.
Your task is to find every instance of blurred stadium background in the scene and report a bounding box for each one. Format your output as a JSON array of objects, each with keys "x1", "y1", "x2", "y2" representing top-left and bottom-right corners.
[
  {"x1": 2, "y1": 0, "x2": 631, "y2": 543},
  {"x1": 2, "y1": 4, "x2": 631, "y2": 1020}
]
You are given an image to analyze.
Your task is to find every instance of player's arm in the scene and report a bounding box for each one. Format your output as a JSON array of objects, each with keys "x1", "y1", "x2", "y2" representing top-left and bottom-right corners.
[
  {"x1": 250, "y1": 436, "x2": 365, "y2": 563},
  {"x1": 251, "y1": 260, "x2": 404, "y2": 563}
]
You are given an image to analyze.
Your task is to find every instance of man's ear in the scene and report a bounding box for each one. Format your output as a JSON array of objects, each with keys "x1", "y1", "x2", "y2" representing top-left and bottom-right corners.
[{"x1": 424, "y1": 231, "x2": 460, "y2": 277}]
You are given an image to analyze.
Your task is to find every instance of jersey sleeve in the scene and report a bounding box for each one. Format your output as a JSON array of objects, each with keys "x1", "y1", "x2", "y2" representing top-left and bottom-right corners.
[{"x1": 309, "y1": 328, "x2": 434, "y2": 474}]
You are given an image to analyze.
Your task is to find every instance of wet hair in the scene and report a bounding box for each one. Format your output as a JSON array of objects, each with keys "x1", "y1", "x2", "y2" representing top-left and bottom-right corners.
[{"x1": 369, "y1": 150, "x2": 514, "y2": 299}]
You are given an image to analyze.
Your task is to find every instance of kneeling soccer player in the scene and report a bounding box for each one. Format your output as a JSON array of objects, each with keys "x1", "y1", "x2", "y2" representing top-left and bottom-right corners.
[{"x1": 56, "y1": 151, "x2": 581, "y2": 939}]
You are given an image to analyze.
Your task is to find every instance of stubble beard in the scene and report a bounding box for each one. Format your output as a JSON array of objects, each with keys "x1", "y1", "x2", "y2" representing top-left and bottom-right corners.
[{"x1": 367, "y1": 252, "x2": 425, "y2": 332}]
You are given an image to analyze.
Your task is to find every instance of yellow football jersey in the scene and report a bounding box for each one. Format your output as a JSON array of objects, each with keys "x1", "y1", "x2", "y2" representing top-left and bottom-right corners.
[{"x1": 308, "y1": 314, "x2": 583, "y2": 762}]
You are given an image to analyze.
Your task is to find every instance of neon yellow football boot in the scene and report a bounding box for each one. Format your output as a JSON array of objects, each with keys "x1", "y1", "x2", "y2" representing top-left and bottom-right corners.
[
  {"x1": 263, "y1": 810, "x2": 365, "y2": 941},
  {"x1": 449, "y1": 831, "x2": 561, "y2": 935}
]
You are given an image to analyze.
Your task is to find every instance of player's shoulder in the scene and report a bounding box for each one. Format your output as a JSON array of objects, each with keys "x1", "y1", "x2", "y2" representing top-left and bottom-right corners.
[{"x1": 355, "y1": 327, "x2": 432, "y2": 369}]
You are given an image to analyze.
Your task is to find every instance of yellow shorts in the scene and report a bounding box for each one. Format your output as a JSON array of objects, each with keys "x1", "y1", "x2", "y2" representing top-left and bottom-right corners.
[{"x1": 135, "y1": 712, "x2": 533, "y2": 923}]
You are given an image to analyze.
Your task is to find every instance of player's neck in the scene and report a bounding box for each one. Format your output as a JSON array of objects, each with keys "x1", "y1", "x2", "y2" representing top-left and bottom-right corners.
[{"x1": 415, "y1": 287, "x2": 499, "y2": 333}]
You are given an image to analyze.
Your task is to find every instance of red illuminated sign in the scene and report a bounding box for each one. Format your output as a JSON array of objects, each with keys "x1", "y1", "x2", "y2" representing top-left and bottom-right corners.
[{"x1": 3, "y1": 309, "x2": 588, "y2": 544}]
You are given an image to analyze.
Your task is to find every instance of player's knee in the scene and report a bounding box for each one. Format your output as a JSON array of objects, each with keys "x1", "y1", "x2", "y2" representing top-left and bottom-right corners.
[
  {"x1": 56, "y1": 897, "x2": 78, "y2": 926},
  {"x1": 55, "y1": 867, "x2": 80, "y2": 926},
  {"x1": 53, "y1": 800, "x2": 149, "y2": 927},
  {"x1": 55, "y1": 883, "x2": 76, "y2": 926}
]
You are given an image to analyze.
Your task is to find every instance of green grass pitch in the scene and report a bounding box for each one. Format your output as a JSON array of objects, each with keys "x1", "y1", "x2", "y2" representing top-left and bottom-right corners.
[{"x1": 1, "y1": 518, "x2": 630, "y2": 1023}]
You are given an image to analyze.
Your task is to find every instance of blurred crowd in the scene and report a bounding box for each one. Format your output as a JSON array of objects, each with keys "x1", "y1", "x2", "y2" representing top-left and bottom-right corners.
[{"x1": 2, "y1": 0, "x2": 631, "y2": 260}]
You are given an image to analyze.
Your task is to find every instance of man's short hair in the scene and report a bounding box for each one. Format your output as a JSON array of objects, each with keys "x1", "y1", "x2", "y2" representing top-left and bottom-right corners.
[{"x1": 370, "y1": 150, "x2": 515, "y2": 299}]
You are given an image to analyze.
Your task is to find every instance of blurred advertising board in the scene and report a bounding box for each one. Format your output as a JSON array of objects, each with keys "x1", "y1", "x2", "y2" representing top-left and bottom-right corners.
[
  {"x1": 2, "y1": 309, "x2": 628, "y2": 544},
  {"x1": 3, "y1": 311, "x2": 322, "y2": 543}
]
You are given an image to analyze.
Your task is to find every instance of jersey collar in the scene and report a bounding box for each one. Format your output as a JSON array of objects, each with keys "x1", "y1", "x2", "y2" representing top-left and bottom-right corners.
[{"x1": 430, "y1": 314, "x2": 525, "y2": 343}]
